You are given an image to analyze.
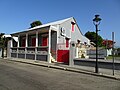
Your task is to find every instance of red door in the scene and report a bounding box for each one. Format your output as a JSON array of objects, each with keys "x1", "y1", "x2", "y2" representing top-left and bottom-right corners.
[
  {"x1": 57, "y1": 50, "x2": 69, "y2": 63},
  {"x1": 42, "y1": 37, "x2": 48, "y2": 46},
  {"x1": 32, "y1": 38, "x2": 36, "y2": 46}
]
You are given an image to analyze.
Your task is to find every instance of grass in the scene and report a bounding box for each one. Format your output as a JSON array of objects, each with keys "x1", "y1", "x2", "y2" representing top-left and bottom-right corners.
[{"x1": 106, "y1": 55, "x2": 120, "y2": 60}]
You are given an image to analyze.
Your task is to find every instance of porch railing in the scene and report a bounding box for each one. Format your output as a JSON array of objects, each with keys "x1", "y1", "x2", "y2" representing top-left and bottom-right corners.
[{"x1": 11, "y1": 46, "x2": 48, "y2": 57}]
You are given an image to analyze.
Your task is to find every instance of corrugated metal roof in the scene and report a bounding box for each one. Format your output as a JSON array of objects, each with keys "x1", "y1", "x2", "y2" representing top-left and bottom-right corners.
[{"x1": 28, "y1": 17, "x2": 73, "y2": 31}]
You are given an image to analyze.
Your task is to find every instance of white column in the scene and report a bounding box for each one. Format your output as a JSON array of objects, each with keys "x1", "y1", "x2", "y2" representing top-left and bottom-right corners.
[
  {"x1": 35, "y1": 31, "x2": 38, "y2": 60},
  {"x1": 26, "y1": 33, "x2": 28, "y2": 47},
  {"x1": 11, "y1": 39, "x2": 13, "y2": 47},
  {"x1": 17, "y1": 35, "x2": 20, "y2": 58},
  {"x1": 48, "y1": 29, "x2": 51, "y2": 63},
  {"x1": 10, "y1": 38, "x2": 13, "y2": 58},
  {"x1": 36, "y1": 31, "x2": 38, "y2": 47},
  {"x1": 25, "y1": 33, "x2": 28, "y2": 59},
  {"x1": 17, "y1": 35, "x2": 20, "y2": 47}
]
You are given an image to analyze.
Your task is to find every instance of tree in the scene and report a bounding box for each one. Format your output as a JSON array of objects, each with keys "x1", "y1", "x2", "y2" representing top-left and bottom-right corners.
[
  {"x1": 102, "y1": 40, "x2": 115, "y2": 49},
  {"x1": 0, "y1": 33, "x2": 5, "y2": 58},
  {"x1": 0, "y1": 33, "x2": 5, "y2": 47},
  {"x1": 0, "y1": 33, "x2": 11, "y2": 58},
  {"x1": 85, "y1": 31, "x2": 103, "y2": 47},
  {"x1": 30, "y1": 20, "x2": 42, "y2": 28}
]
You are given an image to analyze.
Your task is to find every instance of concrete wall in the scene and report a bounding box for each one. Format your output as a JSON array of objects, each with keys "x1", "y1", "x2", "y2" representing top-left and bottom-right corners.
[
  {"x1": 51, "y1": 31, "x2": 57, "y2": 59},
  {"x1": 0, "y1": 48, "x2": 2, "y2": 58},
  {"x1": 74, "y1": 59, "x2": 120, "y2": 70},
  {"x1": 7, "y1": 40, "x2": 11, "y2": 58},
  {"x1": 87, "y1": 48, "x2": 106, "y2": 59}
]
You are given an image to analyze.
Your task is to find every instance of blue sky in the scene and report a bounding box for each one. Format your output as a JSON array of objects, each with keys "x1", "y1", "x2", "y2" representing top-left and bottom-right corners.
[{"x1": 0, "y1": 0, "x2": 120, "y2": 46}]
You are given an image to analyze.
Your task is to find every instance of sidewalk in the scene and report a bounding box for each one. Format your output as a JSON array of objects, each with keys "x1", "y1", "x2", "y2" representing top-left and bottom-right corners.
[{"x1": 2, "y1": 58, "x2": 120, "y2": 81}]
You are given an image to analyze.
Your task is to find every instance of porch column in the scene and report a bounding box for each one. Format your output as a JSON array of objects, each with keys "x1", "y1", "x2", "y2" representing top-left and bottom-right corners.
[
  {"x1": 17, "y1": 35, "x2": 20, "y2": 58},
  {"x1": 36, "y1": 31, "x2": 38, "y2": 47},
  {"x1": 10, "y1": 38, "x2": 13, "y2": 58},
  {"x1": 25, "y1": 33, "x2": 28, "y2": 59},
  {"x1": 35, "y1": 31, "x2": 38, "y2": 60},
  {"x1": 26, "y1": 33, "x2": 28, "y2": 47},
  {"x1": 17, "y1": 35, "x2": 20, "y2": 47},
  {"x1": 11, "y1": 38, "x2": 13, "y2": 48},
  {"x1": 48, "y1": 29, "x2": 51, "y2": 63}
]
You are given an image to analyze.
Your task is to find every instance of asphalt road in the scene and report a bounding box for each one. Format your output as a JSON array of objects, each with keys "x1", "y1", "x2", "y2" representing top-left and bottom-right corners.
[{"x1": 0, "y1": 59, "x2": 120, "y2": 90}]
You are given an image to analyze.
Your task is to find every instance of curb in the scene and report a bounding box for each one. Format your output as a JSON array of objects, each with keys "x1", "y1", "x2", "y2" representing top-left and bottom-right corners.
[{"x1": 3, "y1": 58, "x2": 120, "y2": 81}]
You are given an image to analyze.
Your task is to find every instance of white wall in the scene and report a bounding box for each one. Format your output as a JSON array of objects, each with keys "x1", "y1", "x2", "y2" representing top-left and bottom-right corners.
[{"x1": 57, "y1": 17, "x2": 90, "y2": 45}]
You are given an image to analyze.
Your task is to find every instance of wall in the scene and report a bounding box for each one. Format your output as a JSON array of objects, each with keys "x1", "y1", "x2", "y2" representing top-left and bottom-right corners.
[
  {"x1": 87, "y1": 48, "x2": 106, "y2": 59},
  {"x1": 51, "y1": 31, "x2": 57, "y2": 60},
  {"x1": 0, "y1": 40, "x2": 11, "y2": 58},
  {"x1": 58, "y1": 17, "x2": 90, "y2": 45},
  {"x1": 0, "y1": 48, "x2": 2, "y2": 58}
]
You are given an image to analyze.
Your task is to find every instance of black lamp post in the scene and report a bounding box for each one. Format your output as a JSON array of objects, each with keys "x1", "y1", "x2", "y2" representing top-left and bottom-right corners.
[{"x1": 93, "y1": 15, "x2": 102, "y2": 73}]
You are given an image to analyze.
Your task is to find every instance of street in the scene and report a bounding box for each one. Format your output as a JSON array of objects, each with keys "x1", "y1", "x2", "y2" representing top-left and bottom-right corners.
[{"x1": 0, "y1": 59, "x2": 120, "y2": 90}]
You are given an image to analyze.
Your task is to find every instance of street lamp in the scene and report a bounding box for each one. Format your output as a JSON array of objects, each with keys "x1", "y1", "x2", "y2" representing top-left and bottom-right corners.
[{"x1": 93, "y1": 15, "x2": 102, "y2": 73}]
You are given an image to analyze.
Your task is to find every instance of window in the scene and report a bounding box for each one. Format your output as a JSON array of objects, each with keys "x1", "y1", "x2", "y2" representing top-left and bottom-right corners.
[
  {"x1": 71, "y1": 22, "x2": 75, "y2": 32},
  {"x1": 42, "y1": 37, "x2": 48, "y2": 46},
  {"x1": 21, "y1": 37, "x2": 26, "y2": 47},
  {"x1": 66, "y1": 38, "x2": 69, "y2": 48},
  {"x1": 28, "y1": 34, "x2": 36, "y2": 47}
]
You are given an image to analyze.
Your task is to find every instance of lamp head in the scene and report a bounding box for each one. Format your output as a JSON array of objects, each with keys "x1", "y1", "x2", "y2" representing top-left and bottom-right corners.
[{"x1": 93, "y1": 14, "x2": 102, "y2": 25}]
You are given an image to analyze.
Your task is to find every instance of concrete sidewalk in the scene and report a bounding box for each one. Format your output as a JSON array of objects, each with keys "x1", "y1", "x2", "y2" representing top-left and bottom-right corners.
[{"x1": 1, "y1": 58, "x2": 120, "y2": 81}]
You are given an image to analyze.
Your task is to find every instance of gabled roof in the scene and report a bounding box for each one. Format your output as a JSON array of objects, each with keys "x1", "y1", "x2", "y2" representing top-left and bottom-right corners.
[{"x1": 11, "y1": 17, "x2": 73, "y2": 35}]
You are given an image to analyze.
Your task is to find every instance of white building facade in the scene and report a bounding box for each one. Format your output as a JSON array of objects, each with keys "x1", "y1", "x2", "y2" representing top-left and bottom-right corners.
[{"x1": 9, "y1": 17, "x2": 90, "y2": 64}]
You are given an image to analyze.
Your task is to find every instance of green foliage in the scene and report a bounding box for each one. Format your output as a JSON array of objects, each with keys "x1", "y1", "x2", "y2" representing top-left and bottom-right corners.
[
  {"x1": 30, "y1": 20, "x2": 42, "y2": 28},
  {"x1": 0, "y1": 33, "x2": 10, "y2": 48},
  {"x1": 0, "y1": 33, "x2": 5, "y2": 47},
  {"x1": 117, "y1": 48, "x2": 120, "y2": 51},
  {"x1": 85, "y1": 31, "x2": 103, "y2": 47}
]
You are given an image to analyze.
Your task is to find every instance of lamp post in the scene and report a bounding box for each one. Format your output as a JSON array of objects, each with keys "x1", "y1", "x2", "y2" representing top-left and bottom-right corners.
[{"x1": 93, "y1": 15, "x2": 102, "y2": 73}]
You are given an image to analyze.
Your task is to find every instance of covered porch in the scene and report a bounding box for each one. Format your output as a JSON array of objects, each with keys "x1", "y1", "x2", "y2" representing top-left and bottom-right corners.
[{"x1": 10, "y1": 26, "x2": 57, "y2": 63}]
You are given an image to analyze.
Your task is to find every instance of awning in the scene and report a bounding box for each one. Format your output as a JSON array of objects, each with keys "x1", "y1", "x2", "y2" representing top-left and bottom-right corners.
[{"x1": 2, "y1": 35, "x2": 11, "y2": 38}]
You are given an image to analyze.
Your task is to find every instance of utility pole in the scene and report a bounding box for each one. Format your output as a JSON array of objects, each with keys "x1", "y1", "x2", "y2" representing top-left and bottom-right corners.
[{"x1": 112, "y1": 32, "x2": 115, "y2": 76}]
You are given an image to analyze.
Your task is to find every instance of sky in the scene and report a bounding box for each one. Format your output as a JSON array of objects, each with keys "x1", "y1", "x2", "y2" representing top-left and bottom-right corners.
[{"x1": 0, "y1": 0, "x2": 120, "y2": 46}]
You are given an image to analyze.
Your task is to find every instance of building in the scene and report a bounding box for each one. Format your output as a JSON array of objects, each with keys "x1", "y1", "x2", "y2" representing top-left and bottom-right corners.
[{"x1": 9, "y1": 17, "x2": 90, "y2": 64}]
